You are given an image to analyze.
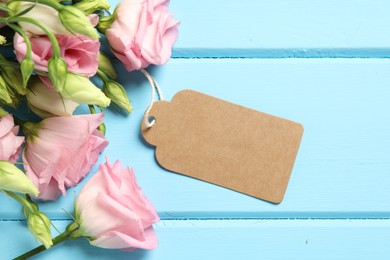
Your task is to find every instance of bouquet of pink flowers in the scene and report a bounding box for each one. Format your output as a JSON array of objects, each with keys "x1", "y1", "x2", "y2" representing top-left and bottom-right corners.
[{"x1": 0, "y1": 0, "x2": 179, "y2": 258}]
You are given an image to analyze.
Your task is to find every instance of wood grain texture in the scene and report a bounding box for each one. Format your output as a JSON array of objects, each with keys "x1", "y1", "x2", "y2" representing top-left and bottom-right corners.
[
  {"x1": 1, "y1": 0, "x2": 390, "y2": 258},
  {"x1": 2, "y1": 220, "x2": 390, "y2": 260},
  {"x1": 1, "y1": 59, "x2": 388, "y2": 219},
  {"x1": 108, "y1": 0, "x2": 390, "y2": 57}
]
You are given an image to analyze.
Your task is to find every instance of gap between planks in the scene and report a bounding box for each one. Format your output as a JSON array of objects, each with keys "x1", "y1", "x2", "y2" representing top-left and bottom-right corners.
[{"x1": 171, "y1": 48, "x2": 390, "y2": 59}]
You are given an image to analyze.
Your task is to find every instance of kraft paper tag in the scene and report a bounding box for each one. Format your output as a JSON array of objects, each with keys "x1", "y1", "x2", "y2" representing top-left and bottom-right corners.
[{"x1": 141, "y1": 90, "x2": 304, "y2": 203}]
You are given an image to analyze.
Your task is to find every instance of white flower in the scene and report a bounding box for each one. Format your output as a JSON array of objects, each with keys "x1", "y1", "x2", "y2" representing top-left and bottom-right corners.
[
  {"x1": 9, "y1": 2, "x2": 70, "y2": 35},
  {"x1": 26, "y1": 77, "x2": 79, "y2": 118}
]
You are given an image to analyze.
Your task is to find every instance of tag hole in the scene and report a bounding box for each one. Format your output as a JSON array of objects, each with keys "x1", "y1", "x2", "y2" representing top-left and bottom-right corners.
[{"x1": 148, "y1": 116, "x2": 156, "y2": 124}]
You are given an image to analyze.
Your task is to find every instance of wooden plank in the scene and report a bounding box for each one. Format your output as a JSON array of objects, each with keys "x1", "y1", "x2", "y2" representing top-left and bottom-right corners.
[
  {"x1": 1, "y1": 58, "x2": 389, "y2": 219},
  {"x1": 106, "y1": 0, "x2": 390, "y2": 57},
  {"x1": 2, "y1": 219, "x2": 390, "y2": 259}
]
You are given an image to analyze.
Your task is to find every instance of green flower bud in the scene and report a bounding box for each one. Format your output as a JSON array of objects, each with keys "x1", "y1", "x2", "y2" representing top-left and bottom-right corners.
[
  {"x1": 0, "y1": 161, "x2": 39, "y2": 195},
  {"x1": 27, "y1": 212, "x2": 53, "y2": 249},
  {"x1": 21, "y1": 58, "x2": 35, "y2": 87},
  {"x1": 74, "y1": 0, "x2": 110, "y2": 15},
  {"x1": 1, "y1": 66, "x2": 25, "y2": 95},
  {"x1": 0, "y1": 75, "x2": 13, "y2": 105},
  {"x1": 6, "y1": 1, "x2": 18, "y2": 16},
  {"x1": 61, "y1": 73, "x2": 110, "y2": 107},
  {"x1": 26, "y1": 76, "x2": 79, "y2": 118},
  {"x1": 58, "y1": 6, "x2": 99, "y2": 39},
  {"x1": 98, "y1": 52, "x2": 117, "y2": 79},
  {"x1": 102, "y1": 80, "x2": 132, "y2": 113},
  {"x1": 48, "y1": 57, "x2": 68, "y2": 92},
  {"x1": 96, "y1": 14, "x2": 115, "y2": 34}
]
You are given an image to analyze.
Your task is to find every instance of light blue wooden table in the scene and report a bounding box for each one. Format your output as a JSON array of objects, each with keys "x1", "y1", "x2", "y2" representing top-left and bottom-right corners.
[{"x1": 1, "y1": 0, "x2": 390, "y2": 259}]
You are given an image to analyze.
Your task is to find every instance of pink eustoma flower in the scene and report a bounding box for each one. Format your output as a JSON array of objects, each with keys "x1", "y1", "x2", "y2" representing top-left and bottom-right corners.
[
  {"x1": 14, "y1": 33, "x2": 100, "y2": 77},
  {"x1": 0, "y1": 112, "x2": 24, "y2": 163},
  {"x1": 75, "y1": 158, "x2": 159, "y2": 250},
  {"x1": 106, "y1": 0, "x2": 179, "y2": 72},
  {"x1": 23, "y1": 113, "x2": 108, "y2": 201}
]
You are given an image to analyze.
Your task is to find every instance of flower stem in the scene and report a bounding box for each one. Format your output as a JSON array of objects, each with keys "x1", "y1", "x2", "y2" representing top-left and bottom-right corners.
[
  {"x1": 8, "y1": 0, "x2": 63, "y2": 11},
  {"x1": 2, "y1": 190, "x2": 36, "y2": 214},
  {"x1": 88, "y1": 104, "x2": 97, "y2": 114},
  {"x1": 96, "y1": 69, "x2": 109, "y2": 82},
  {"x1": 88, "y1": 105, "x2": 106, "y2": 134},
  {"x1": 13, "y1": 230, "x2": 71, "y2": 260},
  {"x1": 7, "y1": 16, "x2": 61, "y2": 58},
  {"x1": 6, "y1": 23, "x2": 33, "y2": 60}
]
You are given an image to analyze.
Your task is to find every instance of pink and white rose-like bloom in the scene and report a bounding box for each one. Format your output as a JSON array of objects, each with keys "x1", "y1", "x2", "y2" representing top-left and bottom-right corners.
[
  {"x1": 14, "y1": 32, "x2": 100, "y2": 77},
  {"x1": 75, "y1": 158, "x2": 159, "y2": 250},
  {"x1": 106, "y1": 0, "x2": 179, "y2": 72},
  {"x1": 23, "y1": 113, "x2": 108, "y2": 201},
  {"x1": 0, "y1": 111, "x2": 24, "y2": 163}
]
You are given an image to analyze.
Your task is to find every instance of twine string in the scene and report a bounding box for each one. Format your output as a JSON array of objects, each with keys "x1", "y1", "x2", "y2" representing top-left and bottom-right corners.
[{"x1": 140, "y1": 69, "x2": 164, "y2": 128}]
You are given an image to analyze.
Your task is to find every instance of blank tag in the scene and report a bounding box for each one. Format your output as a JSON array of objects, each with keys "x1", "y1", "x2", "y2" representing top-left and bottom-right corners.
[{"x1": 141, "y1": 90, "x2": 304, "y2": 203}]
